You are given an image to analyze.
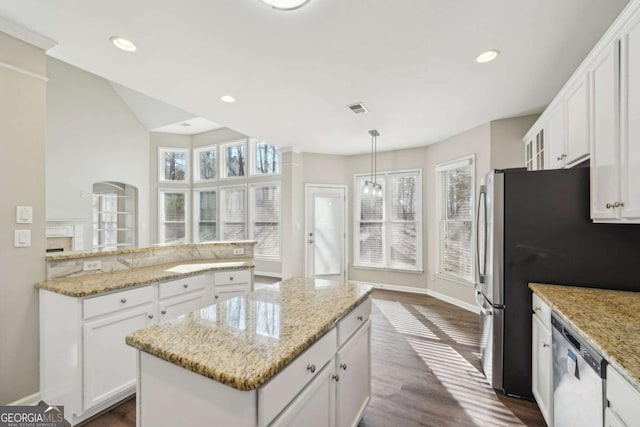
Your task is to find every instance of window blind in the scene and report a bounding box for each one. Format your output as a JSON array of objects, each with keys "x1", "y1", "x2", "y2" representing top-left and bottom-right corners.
[
  {"x1": 250, "y1": 184, "x2": 281, "y2": 258},
  {"x1": 221, "y1": 187, "x2": 246, "y2": 240}
]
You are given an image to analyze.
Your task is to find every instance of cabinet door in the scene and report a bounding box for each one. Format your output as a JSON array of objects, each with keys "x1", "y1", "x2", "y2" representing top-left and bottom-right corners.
[
  {"x1": 547, "y1": 105, "x2": 566, "y2": 169},
  {"x1": 532, "y1": 315, "x2": 553, "y2": 427},
  {"x1": 621, "y1": 14, "x2": 640, "y2": 219},
  {"x1": 270, "y1": 362, "x2": 334, "y2": 427},
  {"x1": 335, "y1": 320, "x2": 371, "y2": 427},
  {"x1": 83, "y1": 304, "x2": 155, "y2": 410},
  {"x1": 159, "y1": 291, "x2": 207, "y2": 321},
  {"x1": 216, "y1": 284, "x2": 250, "y2": 302},
  {"x1": 591, "y1": 41, "x2": 621, "y2": 220},
  {"x1": 566, "y1": 75, "x2": 591, "y2": 165},
  {"x1": 604, "y1": 408, "x2": 627, "y2": 427}
]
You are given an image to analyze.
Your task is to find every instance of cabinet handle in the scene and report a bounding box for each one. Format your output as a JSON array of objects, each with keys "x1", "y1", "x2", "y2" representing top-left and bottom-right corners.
[
  {"x1": 340, "y1": 363, "x2": 347, "y2": 371},
  {"x1": 543, "y1": 343, "x2": 550, "y2": 348},
  {"x1": 533, "y1": 306, "x2": 541, "y2": 312},
  {"x1": 183, "y1": 284, "x2": 189, "y2": 289},
  {"x1": 161, "y1": 310, "x2": 167, "y2": 315},
  {"x1": 606, "y1": 203, "x2": 614, "y2": 209},
  {"x1": 614, "y1": 202, "x2": 625, "y2": 208},
  {"x1": 332, "y1": 374, "x2": 340, "y2": 382},
  {"x1": 120, "y1": 298, "x2": 127, "y2": 304},
  {"x1": 148, "y1": 314, "x2": 154, "y2": 319},
  {"x1": 229, "y1": 276, "x2": 234, "y2": 281},
  {"x1": 214, "y1": 295, "x2": 219, "y2": 299},
  {"x1": 306, "y1": 364, "x2": 316, "y2": 373},
  {"x1": 357, "y1": 315, "x2": 364, "y2": 321}
]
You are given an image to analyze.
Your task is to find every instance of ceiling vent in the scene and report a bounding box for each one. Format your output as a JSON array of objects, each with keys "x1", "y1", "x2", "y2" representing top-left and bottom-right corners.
[{"x1": 347, "y1": 102, "x2": 368, "y2": 114}]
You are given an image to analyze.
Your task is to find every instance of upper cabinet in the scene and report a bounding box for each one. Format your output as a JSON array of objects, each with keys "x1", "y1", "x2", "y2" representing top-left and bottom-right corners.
[{"x1": 524, "y1": 0, "x2": 640, "y2": 223}]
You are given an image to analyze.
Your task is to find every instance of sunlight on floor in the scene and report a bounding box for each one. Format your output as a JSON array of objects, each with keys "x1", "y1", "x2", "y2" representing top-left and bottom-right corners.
[
  {"x1": 372, "y1": 299, "x2": 439, "y2": 340},
  {"x1": 373, "y1": 298, "x2": 525, "y2": 427}
]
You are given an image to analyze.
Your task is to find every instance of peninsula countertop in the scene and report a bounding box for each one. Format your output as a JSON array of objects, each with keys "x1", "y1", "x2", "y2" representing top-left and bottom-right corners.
[
  {"x1": 126, "y1": 277, "x2": 373, "y2": 391},
  {"x1": 36, "y1": 259, "x2": 254, "y2": 297},
  {"x1": 529, "y1": 283, "x2": 640, "y2": 391}
]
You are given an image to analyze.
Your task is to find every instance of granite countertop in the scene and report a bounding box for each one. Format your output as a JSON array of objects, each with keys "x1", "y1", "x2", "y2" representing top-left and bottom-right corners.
[
  {"x1": 529, "y1": 283, "x2": 640, "y2": 391},
  {"x1": 36, "y1": 260, "x2": 254, "y2": 297},
  {"x1": 126, "y1": 277, "x2": 373, "y2": 391}
]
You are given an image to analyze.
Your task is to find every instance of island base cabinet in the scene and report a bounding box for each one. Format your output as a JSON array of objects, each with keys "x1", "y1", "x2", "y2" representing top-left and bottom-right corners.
[
  {"x1": 336, "y1": 319, "x2": 371, "y2": 427},
  {"x1": 271, "y1": 362, "x2": 335, "y2": 427},
  {"x1": 138, "y1": 352, "x2": 257, "y2": 427}
]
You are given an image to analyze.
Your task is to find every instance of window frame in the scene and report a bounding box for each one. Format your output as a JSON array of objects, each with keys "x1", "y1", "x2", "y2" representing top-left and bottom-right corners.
[
  {"x1": 219, "y1": 184, "x2": 248, "y2": 241},
  {"x1": 158, "y1": 147, "x2": 190, "y2": 183},
  {"x1": 193, "y1": 187, "x2": 219, "y2": 243},
  {"x1": 435, "y1": 154, "x2": 476, "y2": 286},
  {"x1": 220, "y1": 139, "x2": 248, "y2": 180},
  {"x1": 193, "y1": 144, "x2": 218, "y2": 183},
  {"x1": 353, "y1": 168, "x2": 423, "y2": 272},
  {"x1": 250, "y1": 139, "x2": 282, "y2": 177},
  {"x1": 249, "y1": 181, "x2": 282, "y2": 261},
  {"x1": 158, "y1": 188, "x2": 190, "y2": 245}
]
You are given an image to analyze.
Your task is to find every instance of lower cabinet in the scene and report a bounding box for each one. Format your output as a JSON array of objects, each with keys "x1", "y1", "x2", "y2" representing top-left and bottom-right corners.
[
  {"x1": 159, "y1": 291, "x2": 207, "y2": 320},
  {"x1": 83, "y1": 303, "x2": 156, "y2": 409},
  {"x1": 606, "y1": 364, "x2": 640, "y2": 427},
  {"x1": 531, "y1": 294, "x2": 553, "y2": 426}
]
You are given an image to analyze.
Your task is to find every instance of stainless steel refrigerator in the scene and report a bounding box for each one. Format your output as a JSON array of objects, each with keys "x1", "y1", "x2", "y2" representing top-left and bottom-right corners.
[{"x1": 476, "y1": 166, "x2": 640, "y2": 399}]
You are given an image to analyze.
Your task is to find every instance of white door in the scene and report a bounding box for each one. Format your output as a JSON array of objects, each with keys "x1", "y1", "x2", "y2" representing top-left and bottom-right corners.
[
  {"x1": 306, "y1": 185, "x2": 346, "y2": 282},
  {"x1": 547, "y1": 105, "x2": 566, "y2": 169}
]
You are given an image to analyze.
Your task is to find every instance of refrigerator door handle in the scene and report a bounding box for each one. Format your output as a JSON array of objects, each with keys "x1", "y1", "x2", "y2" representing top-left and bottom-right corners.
[{"x1": 476, "y1": 185, "x2": 487, "y2": 284}]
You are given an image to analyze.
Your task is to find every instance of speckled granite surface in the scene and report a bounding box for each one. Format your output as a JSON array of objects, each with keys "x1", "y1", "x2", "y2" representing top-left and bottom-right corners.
[
  {"x1": 530, "y1": 283, "x2": 640, "y2": 391},
  {"x1": 36, "y1": 260, "x2": 254, "y2": 297},
  {"x1": 126, "y1": 277, "x2": 373, "y2": 391}
]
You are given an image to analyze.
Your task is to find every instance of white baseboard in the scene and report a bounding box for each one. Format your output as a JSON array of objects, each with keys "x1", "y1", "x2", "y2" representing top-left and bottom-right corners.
[
  {"x1": 353, "y1": 280, "x2": 480, "y2": 314},
  {"x1": 8, "y1": 392, "x2": 41, "y2": 406}
]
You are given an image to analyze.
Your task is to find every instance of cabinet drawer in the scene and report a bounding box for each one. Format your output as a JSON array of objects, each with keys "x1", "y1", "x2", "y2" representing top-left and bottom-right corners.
[
  {"x1": 532, "y1": 293, "x2": 551, "y2": 328},
  {"x1": 159, "y1": 292, "x2": 206, "y2": 321},
  {"x1": 259, "y1": 328, "x2": 337, "y2": 426},
  {"x1": 607, "y1": 365, "x2": 640, "y2": 426},
  {"x1": 337, "y1": 297, "x2": 371, "y2": 347},
  {"x1": 83, "y1": 286, "x2": 155, "y2": 320},
  {"x1": 215, "y1": 283, "x2": 250, "y2": 301},
  {"x1": 159, "y1": 274, "x2": 208, "y2": 300},
  {"x1": 214, "y1": 269, "x2": 250, "y2": 286}
]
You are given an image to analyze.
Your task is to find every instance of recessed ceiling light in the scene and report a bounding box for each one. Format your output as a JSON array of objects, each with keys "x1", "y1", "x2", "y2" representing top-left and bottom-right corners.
[
  {"x1": 260, "y1": 0, "x2": 311, "y2": 10},
  {"x1": 110, "y1": 36, "x2": 137, "y2": 52},
  {"x1": 476, "y1": 49, "x2": 500, "y2": 63},
  {"x1": 220, "y1": 95, "x2": 236, "y2": 103}
]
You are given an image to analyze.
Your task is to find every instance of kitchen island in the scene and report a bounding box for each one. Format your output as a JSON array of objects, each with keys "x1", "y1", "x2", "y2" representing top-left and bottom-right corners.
[{"x1": 126, "y1": 277, "x2": 373, "y2": 427}]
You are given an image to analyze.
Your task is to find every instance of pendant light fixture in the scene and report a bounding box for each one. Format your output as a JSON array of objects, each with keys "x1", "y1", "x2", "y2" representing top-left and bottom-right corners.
[
  {"x1": 364, "y1": 130, "x2": 382, "y2": 198},
  {"x1": 260, "y1": 0, "x2": 311, "y2": 10}
]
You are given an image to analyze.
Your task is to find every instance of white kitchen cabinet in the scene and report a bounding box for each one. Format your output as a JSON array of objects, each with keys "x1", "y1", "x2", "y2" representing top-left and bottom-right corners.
[
  {"x1": 565, "y1": 74, "x2": 591, "y2": 165},
  {"x1": 159, "y1": 291, "x2": 207, "y2": 320},
  {"x1": 547, "y1": 105, "x2": 566, "y2": 169},
  {"x1": 621, "y1": 11, "x2": 640, "y2": 220},
  {"x1": 271, "y1": 362, "x2": 335, "y2": 427},
  {"x1": 606, "y1": 365, "x2": 640, "y2": 427},
  {"x1": 531, "y1": 294, "x2": 553, "y2": 426},
  {"x1": 605, "y1": 407, "x2": 627, "y2": 427},
  {"x1": 83, "y1": 303, "x2": 156, "y2": 409},
  {"x1": 158, "y1": 273, "x2": 211, "y2": 320},
  {"x1": 335, "y1": 319, "x2": 371, "y2": 427},
  {"x1": 590, "y1": 40, "x2": 622, "y2": 220},
  {"x1": 525, "y1": 130, "x2": 546, "y2": 171},
  {"x1": 214, "y1": 269, "x2": 252, "y2": 301}
]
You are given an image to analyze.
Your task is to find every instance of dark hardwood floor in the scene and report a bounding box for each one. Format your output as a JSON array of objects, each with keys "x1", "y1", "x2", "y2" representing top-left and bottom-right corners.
[{"x1": 81, "y1": 289, "x2": 545, "y2": 427}]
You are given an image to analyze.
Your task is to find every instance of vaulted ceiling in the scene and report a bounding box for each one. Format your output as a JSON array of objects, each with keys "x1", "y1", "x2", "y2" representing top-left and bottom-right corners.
[{"x1": 0, "y1": 0, "x2": 630, "y2": 153}]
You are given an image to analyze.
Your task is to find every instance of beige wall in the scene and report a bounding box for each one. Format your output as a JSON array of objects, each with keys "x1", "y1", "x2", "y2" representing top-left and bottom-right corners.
[
  {"x1": 490, "y1": 114, "x2": 539, "y2": 170},
  {"x1": 0, "y1": 32, "x2": 47, "y2": 404},
  {"x1": 47, "y1": 58, "x2": 151, "y2": 248}
]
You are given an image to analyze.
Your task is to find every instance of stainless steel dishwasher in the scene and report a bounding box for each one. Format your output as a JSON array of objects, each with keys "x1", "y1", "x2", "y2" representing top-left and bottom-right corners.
[{"x1": 552, "y1": 313, "x2": 607, "y2": 427}]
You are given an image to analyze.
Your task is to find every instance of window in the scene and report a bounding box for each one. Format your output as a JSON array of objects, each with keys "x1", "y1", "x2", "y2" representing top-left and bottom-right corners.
[
  {"x1": 220, "y1": 185, "x2": 247, "y2": 240},
  {"x1": 221, "y1": 140, "x2": 247, "y2": 178},
  {"x1": 92, "y1": 182, "x2": 137, "y2": 251},
  {"x1": 436, "y1": 155, "x2": 474, "y2": 283},
  {"x1": 159, "y1": 189, "x2": 189, "y2": 244},
  {"x1": 251, "y1": 140, "x2": 281, "y2": 175},
  {"x1": 354, "y1": 169, "x2": 422, "y2": 271},
  {"x1": 250, "y1": 183, "x2": 281, "y2": 259},
  {"x1": 193, "y1": 188, "x2": 217, "y2": 242},
  {"x1": 159, "y1": 147, "x2": 189, "y2": 182},
  {"x1": 194, "y1": 145, "x2": 217, "y2": 181}
]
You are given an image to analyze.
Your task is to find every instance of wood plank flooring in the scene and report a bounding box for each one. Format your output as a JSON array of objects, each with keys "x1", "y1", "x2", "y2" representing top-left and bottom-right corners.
[{"x1": 80, "y1": 289, "x2": 545, "y2": 427}]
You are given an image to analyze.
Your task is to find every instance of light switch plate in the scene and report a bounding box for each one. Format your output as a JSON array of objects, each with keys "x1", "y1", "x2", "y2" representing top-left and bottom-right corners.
[
  {"x1": 14, "y1": 230, "x2": 31, "y2": 247},
  {"x1": 16, "y1": 206, "x2": 33, "y2": 224},
  {"x1": 233, "y1": 248, "x2": 245, "y2": 255}
]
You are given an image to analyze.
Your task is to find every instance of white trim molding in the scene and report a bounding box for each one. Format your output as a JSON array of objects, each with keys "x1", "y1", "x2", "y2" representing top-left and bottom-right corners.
[
  {"x1": 8, "y1": 392, "x2": 41, "y2": 406},
  {"x1": 352, "y1": 280, "x2": 481, "y2": 314},
  {"x1": 0, "y1": 16, "x2": 57, "y2": 50}
]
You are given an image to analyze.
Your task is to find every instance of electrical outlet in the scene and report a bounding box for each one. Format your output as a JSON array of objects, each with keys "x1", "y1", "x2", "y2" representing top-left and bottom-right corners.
[
  {"x1": 83, "y1": 260, "x2": 101, "y2": 271},
  {"x1": 233, "y1": 248, "x2": 245, "y2": 255}
]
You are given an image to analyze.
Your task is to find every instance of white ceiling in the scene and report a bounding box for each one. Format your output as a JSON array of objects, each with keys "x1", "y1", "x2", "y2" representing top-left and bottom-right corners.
[{"x1": 0, "y1": 0, "x2": 631, "y2": 154}]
